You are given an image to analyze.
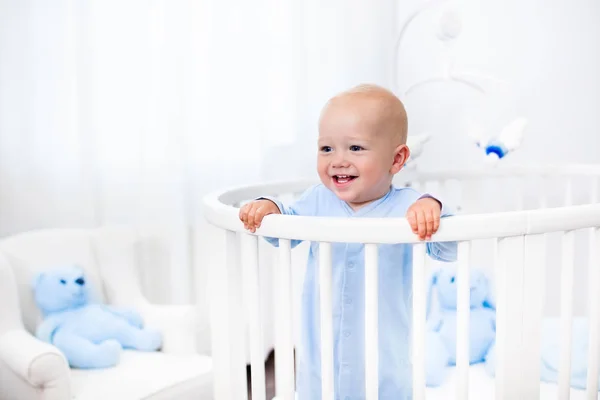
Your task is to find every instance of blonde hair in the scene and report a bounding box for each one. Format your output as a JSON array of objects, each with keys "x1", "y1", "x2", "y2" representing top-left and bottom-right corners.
[{"x1": 320, "y1": 83, "x2": 408, "y2": 144}]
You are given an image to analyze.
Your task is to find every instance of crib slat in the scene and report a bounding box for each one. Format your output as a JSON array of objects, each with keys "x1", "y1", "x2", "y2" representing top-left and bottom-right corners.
[
  {"x1": 241, "y1": 234, "x2": 266, "y2": 400},
  {"x1": 521, "y1": 234, "x2": 547, "y2": 398},
  {"x1": 591, "y1": 177, "x2": 598, "y2": 204},
  {"x1": 494, "y1": 238, "x2": 506, "y2": 400},
  {"x1": 365, "y1": 243, "x2": 379, "y2": 400},
  {"x1": 209, "y1": 229, "x2": 248, "y2": 400},
  {"x1": 319, "y1": 242, "x2": 334, "y2": 400},
  {"x1": 558, "y1": 230, "x2": 576, "y2": 400},
  {"x1": 456, "y1": 241, "x2": 471, "y2": 399},
  {"x1": 515, "y1": 177, "x2": 525, "y2": 211},
  {"x1": 586, "y1": 227, "x2": 600, "y2": 398},
  {"x1": 275, "y1": 239, "x2": 295, "y2": 400},
  {"x1": 411, "y1": 180, "x2": 423, "y2": 193},
  {"x1": 412, "y1": 243, "x2": 427, "y2": 400},
  {"x1": 459, "y1": 179, "x2": 480, "y2": 214},
  {"x1": 565, "y1": 178, "x2": 573, "y2": 206},
  {"x1": 539, "y1": 177, "x2": 548, "y2": 209},
  {"x1": 495, "y1": 236, "x2": 525, "y2": 400}
]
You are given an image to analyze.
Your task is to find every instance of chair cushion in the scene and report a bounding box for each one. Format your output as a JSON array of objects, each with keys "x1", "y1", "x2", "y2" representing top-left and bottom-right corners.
[{"x1": 70, "y1": 351, "x2": 213, "y2": 400}]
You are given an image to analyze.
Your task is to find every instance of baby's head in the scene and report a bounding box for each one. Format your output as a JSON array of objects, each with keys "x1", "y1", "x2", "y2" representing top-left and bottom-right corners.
[{"x1": 317, "y1": 84, "x2": 410, "y2": 209}]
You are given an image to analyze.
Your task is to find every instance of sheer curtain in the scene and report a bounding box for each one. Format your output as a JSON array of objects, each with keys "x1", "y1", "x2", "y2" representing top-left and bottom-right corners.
[{"x1": 0, "y1": 0, "x2": 396, "y2": 311}]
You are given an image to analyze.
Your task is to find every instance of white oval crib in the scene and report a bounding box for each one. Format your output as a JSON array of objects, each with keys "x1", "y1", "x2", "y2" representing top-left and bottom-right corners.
[{"x1": 203, "y1": 165, "x2": 600, "y2": 400}]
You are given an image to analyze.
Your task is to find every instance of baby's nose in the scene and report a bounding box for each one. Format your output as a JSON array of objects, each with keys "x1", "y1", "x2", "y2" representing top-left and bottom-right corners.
[{"x1": 332, "y1": 154, "x2": 349, "y2": 167}]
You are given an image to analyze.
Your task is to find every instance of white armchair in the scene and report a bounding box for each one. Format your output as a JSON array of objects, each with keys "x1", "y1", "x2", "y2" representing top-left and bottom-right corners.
[{"x1": 0, "y1": 227, "x2": 213, "y2": 400}]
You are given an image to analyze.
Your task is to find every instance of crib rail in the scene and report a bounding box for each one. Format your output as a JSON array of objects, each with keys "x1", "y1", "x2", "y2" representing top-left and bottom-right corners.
[{"x1": 204, "y1": 169, "x2": 600, "y2": 400}]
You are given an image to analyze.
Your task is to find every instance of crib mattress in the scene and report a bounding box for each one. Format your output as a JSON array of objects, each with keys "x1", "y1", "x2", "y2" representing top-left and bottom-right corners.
[
  {"x1": 425, "y1": 364, "x2": 595, "y2": 400},
  {"x1": 271, "y1": 364, "x2": 596, "y2": 400}
]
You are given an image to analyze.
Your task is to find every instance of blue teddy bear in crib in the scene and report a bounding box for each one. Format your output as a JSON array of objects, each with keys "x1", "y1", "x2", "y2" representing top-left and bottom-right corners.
[
  {"x1": 32, "y1": 265, "x2": 162, "y2": 369},
  {"x1": 425, "y1": 265, "x2": 496, "y2": 386}
]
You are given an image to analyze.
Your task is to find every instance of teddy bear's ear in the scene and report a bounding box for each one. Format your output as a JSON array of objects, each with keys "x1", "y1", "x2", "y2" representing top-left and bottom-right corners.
[
  {"x1": 482, "y1": 279, "x2": 496, "y2": 310},
  {"x1": 31, "y1": 271, "x2": 46, "y2": 289},
  {"x1": 473, "y1": 271, "x2": 496, "y2": 310}
]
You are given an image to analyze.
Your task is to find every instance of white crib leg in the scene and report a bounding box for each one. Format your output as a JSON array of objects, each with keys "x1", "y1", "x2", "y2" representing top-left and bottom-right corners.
[
  {"x1": 411, "y1": 243, "x2": 427, "y2": 400},
  {"x1": 586, "y1": 227, "x2": 600, "y2": 399},
  {"x1": 241, "y1": 234, "x2": 266, "y2": 400},
  {"x1": 275, "y1": 239, "x2": 295, "y2": 400},
  {"x1": 319, "y1": 242, "x2": 334, "y2": 400},
  {"x1": 494, "y1": 237, "x2": 507, "y2": 400},
  {"x1": 456, "y1": 241, "x2": 471, "y2": 400},
  {"x1": 521, "y1": 233, "x2": 547, "y2": 399},
  {"x1": 495, "y1": 236, "x2": 525, "y2": 400},
  {"x1": 365, "y1": 243, "x2": 379, "y2": 400},
  {"x1": 565, "y1": 178, "x2": 573, "y2": 206},
  {"x1": 209, "y1": 229, "x2": 248, "y2": 400}
]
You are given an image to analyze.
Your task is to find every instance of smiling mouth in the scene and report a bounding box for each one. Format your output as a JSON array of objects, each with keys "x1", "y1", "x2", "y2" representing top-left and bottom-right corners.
[{"x1": 333, "y1": 175, "x2": 357, "y2": 184}]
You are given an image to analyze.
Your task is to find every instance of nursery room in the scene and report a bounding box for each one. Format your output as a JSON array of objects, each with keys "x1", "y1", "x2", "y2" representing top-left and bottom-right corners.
[{"x1": 0, "y1": 0, "x2": 599, "y2": 399}]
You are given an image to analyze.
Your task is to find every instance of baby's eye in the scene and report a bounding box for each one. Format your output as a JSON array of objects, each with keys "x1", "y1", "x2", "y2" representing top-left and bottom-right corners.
[
  {"x1": 60, "y1": 279, "x2": 66, "y2": 285},
  {"x1": 320, "y1": 146, "x2": 332, "y2": 153},
  {"x1": 450, "y1": 277, "x2": 455, "y2": 283},
  {"x1": 350, "y1": 145, "x2": 363, "y2": 151}
]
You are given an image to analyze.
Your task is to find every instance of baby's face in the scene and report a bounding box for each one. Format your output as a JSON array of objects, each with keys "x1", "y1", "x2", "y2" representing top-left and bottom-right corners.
[{"x1": 317, "y1": 98, "x2": 407, "y2": 209}]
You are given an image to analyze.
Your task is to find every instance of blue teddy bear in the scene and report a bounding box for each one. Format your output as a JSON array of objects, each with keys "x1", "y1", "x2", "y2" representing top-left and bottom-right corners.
[
  {"x1": 32, "y1": 265, "x2": 162, "y2": 369},
  {"x1": 425, "y1": 265, "x2": 496, "y2": 386}
]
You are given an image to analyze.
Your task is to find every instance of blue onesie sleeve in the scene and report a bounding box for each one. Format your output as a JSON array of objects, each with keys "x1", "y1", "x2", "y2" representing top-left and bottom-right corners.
[
  {"x1": 255, "y1": 184, "x2": 321, "y2": 248},
  {"x1": 418, "y1": 193, "x2": 458, "y2": 263}
]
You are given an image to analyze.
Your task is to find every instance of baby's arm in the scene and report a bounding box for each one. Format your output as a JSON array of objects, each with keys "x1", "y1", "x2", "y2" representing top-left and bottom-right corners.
[
  {"x1": 406, "y1": 193, "x2": 457, "y2": 262},
  {"x1": 406, "y1": 196, "x2": 442, "y2": 241},
  {"x1": 238, "y1": 185, "x2": 320, "y2": 247},
  {"x1": 239, "y1": 199, "x2": 281, "y2": 233}
]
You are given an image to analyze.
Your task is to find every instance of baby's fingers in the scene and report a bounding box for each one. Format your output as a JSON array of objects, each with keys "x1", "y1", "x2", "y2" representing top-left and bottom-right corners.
[
  {"x1": 245, "y1": 204, "x2": 260, "y2": 232},
  {"x1": 252, "y1": 205, "x2": 268, "y2": 229},
  {"x1": 239, "y1": 204, "x2": 250, "y2": 225},
  {"x1": 432, "y1": 206, "x2": 441, "y2": 234},
  {"x1": 416, "y1": 209, "x2": 427, "y2": 240},
  {"x1": 406, "y1": 209, "x2": 418, "y2": 234},
  {"x1": 425, "y1": 209, "x2": 435, "y2": 240}
]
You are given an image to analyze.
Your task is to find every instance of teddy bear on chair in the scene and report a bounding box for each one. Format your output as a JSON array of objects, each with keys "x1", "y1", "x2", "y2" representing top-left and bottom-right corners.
[
  {"x1": 32, "y1": 265, "x2": 162, "y2": 369},
  {"x1": 425, "y1": 264, "x2": 496, "y2": 386}
]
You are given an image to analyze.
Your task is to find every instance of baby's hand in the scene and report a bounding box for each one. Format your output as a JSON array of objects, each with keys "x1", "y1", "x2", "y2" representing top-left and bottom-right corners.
[
  {"x1": 406, "y1": 197, "x2": 441, "y2": 241},
  {"x1": 239, "y1": 199, "x2": 281, "y2": 233}
]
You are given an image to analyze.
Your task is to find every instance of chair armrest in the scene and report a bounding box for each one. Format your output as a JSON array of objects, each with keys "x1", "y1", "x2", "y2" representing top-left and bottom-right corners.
[
  {"x1": 137, "y1": 300, "x2": 200, "y2": 355},
  {"x1": 0, "y1": 329, "x2": 70, "y2": 393}
]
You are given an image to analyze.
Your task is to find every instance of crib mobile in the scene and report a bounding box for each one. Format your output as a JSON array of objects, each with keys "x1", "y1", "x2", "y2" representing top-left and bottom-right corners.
[{"x1": 394, "y1": 0, "x2": 529, "y2": 169}]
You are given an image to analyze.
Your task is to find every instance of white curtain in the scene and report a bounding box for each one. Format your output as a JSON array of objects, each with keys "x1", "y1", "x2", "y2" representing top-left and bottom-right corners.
[{"x1": 0, "y1": 0, "x2": 397, "y2": 309}]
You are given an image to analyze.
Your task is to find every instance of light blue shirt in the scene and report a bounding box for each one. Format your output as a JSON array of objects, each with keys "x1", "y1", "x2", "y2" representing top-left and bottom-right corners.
[{"x1": 260, "y1": 184, "x2": 457, "y2": 400}]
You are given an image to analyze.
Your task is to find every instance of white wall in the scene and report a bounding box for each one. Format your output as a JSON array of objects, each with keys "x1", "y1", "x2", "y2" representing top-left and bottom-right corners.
[{"x1": 265, "y1": 0, "x2": 600, "y2": 178}]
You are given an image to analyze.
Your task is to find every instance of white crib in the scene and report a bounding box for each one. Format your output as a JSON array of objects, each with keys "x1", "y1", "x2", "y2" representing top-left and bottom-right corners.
[{"x1": 203, "y1": 164, "x2": 600, "y2": 400}]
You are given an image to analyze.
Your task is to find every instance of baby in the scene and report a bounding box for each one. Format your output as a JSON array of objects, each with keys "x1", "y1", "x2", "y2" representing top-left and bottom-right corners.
[{"x1": 239, "y1": 84, "x2": 457, "y2": 400}]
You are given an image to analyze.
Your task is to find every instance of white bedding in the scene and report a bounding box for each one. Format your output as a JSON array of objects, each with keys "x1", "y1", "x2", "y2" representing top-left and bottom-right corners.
[
  {"x1": 425, "y1": 364, "x2": 596, "y2": 400},
  {"x1": 272, "y1": 364, "x2": 597, "y2": 399}
]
